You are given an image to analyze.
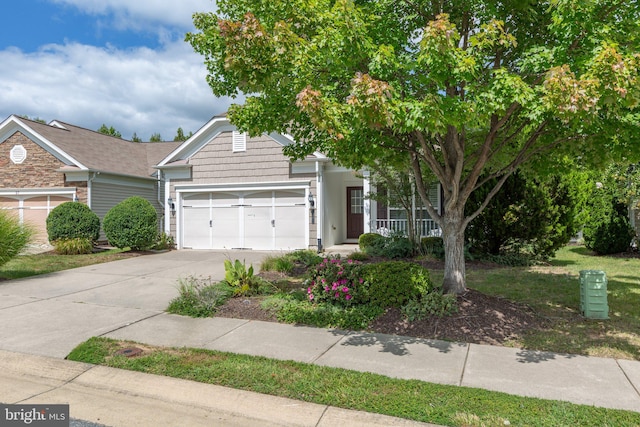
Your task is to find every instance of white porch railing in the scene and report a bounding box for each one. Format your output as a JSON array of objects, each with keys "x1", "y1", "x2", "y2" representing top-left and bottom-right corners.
[{"x1": 374, "y1": 219, "x2": 441, "y2": 238}]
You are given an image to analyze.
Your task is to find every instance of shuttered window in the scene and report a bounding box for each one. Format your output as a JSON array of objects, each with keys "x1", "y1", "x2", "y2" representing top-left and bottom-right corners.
[{"x1": 232, "y1": 131, "x2": 247, "y2": 152}]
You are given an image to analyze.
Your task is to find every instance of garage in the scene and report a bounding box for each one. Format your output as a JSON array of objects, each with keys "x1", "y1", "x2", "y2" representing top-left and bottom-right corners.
[
  {"x1": 0, "y1": 191, "x2": 74, "y2": 243},
  {"x1": 180, "y1": 189, "x2": 307, "y2": 250}
]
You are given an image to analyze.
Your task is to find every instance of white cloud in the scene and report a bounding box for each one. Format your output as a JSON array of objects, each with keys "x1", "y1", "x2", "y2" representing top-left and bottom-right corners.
[
  {"x1": 50, "y1": 0, "x2": 217, "y2": 31},
  {"x1": 0, "y1": 41, "x2": 237, "y2": 140}
]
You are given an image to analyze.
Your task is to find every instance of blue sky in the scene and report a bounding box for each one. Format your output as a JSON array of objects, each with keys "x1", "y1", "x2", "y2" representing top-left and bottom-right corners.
[{"x1": 0, "y1": 0, "x2": 235, "y2": 141}]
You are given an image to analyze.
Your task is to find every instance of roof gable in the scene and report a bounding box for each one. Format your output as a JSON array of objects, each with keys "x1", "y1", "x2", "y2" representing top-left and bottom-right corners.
[
  {"x1": 157, "y1": 116, "x2": 321, "y2": 167},
  {"x1": 0, "y1": 115, "x2": 180, "y2": 179}
]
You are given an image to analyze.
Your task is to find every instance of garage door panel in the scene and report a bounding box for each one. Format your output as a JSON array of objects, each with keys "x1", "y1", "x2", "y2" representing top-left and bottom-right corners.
[
  {"x1": 211, "y1": 207, "x2": 240, "y2": 248},
  {"x1": 211, "y1": 192, "x2": 237, "y2": 206},
  {"x1": 275, "y1": 205, "x2": 306, "y2": 249},
  {"x1": 244, "y1": 206, "x2": 273, "y2": 249},
  {"x1": 274, "y1": 190, "x2": 305, "y2": 206},
  {"x1": 182, "y1": 207, "x2": 211, "y2": 249},
  {"x1": 183, "y1": 193, "x2": 210, "y2": 207}
]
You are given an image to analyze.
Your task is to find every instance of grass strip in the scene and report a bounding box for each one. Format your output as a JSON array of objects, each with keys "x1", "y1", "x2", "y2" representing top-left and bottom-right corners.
[
  {"x1": 68, "y1": 337, "x2": 640, "y2": 427},
  {"x1": 0, "y1": 249, "x2": 130, "y2": 279}
]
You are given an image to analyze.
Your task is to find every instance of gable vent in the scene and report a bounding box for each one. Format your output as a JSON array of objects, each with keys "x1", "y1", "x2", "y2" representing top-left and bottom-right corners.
[{"x1": 232, "y1": 131, "x2": 247, "y2": 152}]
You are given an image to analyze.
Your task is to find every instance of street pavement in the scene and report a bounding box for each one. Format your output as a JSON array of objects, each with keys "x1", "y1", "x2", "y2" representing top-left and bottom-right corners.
[{"x1": 1, "y1": 249, "x2": 639, "y2": 426}]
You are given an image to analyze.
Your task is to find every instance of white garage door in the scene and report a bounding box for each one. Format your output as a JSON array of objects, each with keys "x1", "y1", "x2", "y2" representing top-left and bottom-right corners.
[
  {"x1": 0, "y1": 194, "x2": 74, "y2": 243},
  {"x1": 181, "y1": 189, "x2": 307, "y2": 250}
]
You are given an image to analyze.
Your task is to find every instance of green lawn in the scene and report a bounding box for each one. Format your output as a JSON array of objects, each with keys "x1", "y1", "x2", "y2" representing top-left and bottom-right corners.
[
  {"x1": 67, "y1": 337, "x2": 640, "y2": 427},
  {"x1": 0, "y1": 248, "x2": 132, "y2": 280},
  {"x1": 460, "y1": 246, "x2": 640, "y2": 360}
]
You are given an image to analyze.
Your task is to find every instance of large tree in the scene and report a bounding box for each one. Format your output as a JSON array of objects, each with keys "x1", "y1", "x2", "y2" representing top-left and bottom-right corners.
[{"x1": 188, "y1": 0, "x2": 640, "y2": 293}]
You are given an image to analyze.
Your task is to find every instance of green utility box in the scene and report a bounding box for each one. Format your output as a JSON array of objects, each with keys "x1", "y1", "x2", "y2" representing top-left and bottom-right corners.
[{"x1": 579, "y1": 270, "x2": 609, "y2": 319}]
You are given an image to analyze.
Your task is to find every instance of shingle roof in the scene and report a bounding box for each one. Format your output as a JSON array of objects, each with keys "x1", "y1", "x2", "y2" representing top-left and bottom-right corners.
[{"x1": 20, "y1": 118, "x2": 181, "y2": 178}]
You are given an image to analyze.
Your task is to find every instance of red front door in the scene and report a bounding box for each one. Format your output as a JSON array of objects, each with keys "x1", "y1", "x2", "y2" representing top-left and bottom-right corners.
[{"x1": 346, "y1": 186, "x2": 364, "y2": 239}]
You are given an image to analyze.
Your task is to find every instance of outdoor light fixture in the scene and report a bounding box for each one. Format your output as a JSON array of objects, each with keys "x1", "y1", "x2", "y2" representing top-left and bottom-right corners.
[
  {"x1": 168, "y1": 196, "x2": 176, "y2": 216},
  {"x1": 308, "y1": 192, "x2": 315, "y2": 224},
  {"x1": 73, "y1": 194, "x2": 79, "y2": 202}
]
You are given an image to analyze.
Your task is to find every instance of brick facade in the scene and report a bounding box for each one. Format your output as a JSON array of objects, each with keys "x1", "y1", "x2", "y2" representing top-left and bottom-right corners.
[{"x1": 0, "y1": 131, "x2": 68, "y2": 188}]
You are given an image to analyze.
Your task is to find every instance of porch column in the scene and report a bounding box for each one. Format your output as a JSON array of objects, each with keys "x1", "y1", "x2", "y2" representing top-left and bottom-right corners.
[{"x1": 363, "y1": 170, "x2": 371, "y2": 233}]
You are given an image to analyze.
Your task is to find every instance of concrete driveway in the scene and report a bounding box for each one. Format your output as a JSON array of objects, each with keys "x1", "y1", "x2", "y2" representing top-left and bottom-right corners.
[{"x1": 0, "y1": 250, "x2": 271, "y2": 358}]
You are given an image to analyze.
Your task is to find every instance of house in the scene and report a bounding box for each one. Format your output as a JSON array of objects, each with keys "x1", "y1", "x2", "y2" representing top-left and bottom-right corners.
[
  {"x1": 0, "y1": 115, "x2": 180, "y2": 243},
  {"x1": 1, "y1": 113, "x2": 442, "y2": 250},
  {"x1": 157, "y1": 115, "x2": 442, "y2": 251}
]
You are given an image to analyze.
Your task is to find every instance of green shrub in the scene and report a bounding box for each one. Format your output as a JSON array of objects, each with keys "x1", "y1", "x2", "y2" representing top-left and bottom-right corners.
[
  {"x1": 360, "y1": 261, "x2": 432, "y2": 308},
  {"x1": 585, "y1": 214, "x2": 635, "y2": 255},
  {"x1": 286, "y1": 249, "x2": 323, "y2": 267},
  {"x1": 347, "y1": 251, "x2": 369, "y2": 261},
  {"x1": 478, "y1": 252, "x2": 535, "y2": 266},
  {"x1": 380, "y1": 234, "x2": 415, "y2": 259},
  {"x1": 274, "y1": 297, "x2": 383, "y2": 330},
  {"x1": 305, "y1": 256, "x2": 366, "y2": 307},
  {"x1": 46, "y1": 202, "x2": 100, "y2": 242},
  {"x1": 261, "y1": 256, "x2": 294, "y2": 275},
  {"x1": 358, "y1": 233, "x2": 385, "y2": 250},
  {"x1": 359, "y1": 232, "x2": 416, "y2": 259},
  {"x1": 421, "y1": 237, "x2": 444, "y2": 258},
  {"x1": 167, "y1": 276, "x2": 232, "y2": 317},
  {"x1": 401, "y1": 291, "x2": 458, "y2": 321},
  {"x1": 153, "y1": 232, "x2": 175, "y2": 250},
  {"x1": 52, "y1": 238, "x2": 93, "y2": 255},
  {"x1": 103, "y1": 197, "x2": 158, "y2": 250},
  {"x1": 0, "y1": 210, "x2": 33, "y2": 266},
  {"x1": 221, "y1": 259, "x2": 273, "y2": 296}
]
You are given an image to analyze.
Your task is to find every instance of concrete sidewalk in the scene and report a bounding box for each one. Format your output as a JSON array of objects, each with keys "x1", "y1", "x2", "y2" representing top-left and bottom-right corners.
[{"x1": 1, "y1": 249, "x2": 640, "y2": 426}]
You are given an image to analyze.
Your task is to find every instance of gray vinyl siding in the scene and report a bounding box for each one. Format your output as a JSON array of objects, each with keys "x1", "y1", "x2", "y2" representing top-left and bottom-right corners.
[
  {"x1": 91, "y1": 177, "x2": 160, "y2": 241},
  {"x1": 188, "y1": 132, "x2": 293, "y2": 183}
]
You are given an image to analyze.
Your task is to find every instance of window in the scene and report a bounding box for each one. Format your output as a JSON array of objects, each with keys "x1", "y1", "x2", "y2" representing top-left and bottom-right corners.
[
  {"x1": 350, "y1": 188, "x2": 363, "y2": 214},
  {"x1": 232, "y1": 131, "x2": 246, "y2": 152}
]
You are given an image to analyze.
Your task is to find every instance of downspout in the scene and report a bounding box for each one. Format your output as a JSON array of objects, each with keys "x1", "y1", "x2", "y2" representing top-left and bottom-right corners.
[
  {"x1": 316, "y1": 161, "x2": 324, "y2": 253},
  {"x1": 87, "y1": 171, "x2": 100, "y2": 209},
  {"x1": 156, "y1": 170, "x2": 166, "y2": 236}
]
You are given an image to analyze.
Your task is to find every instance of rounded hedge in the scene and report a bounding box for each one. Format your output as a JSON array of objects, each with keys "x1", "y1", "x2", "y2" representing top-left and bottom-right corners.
[
  {"x1": 46, "y1": 202, "x2": 100, "y2": 242},
  {"x1": 103, "y1": 196, "x2": 158, "y2": 250},
  {"x1": 360, "y1": 261, "x2": 432, "y2": 308},
  {"x1": 358, "y1": 232, "x2": 385, "y2": 250}
]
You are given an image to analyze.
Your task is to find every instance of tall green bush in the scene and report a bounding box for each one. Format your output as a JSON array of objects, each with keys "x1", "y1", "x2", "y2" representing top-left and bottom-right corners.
[
  {"x1": 465, "y1": 170, "x2": 589, "y2": 259},
  {"x1": 0, "y1": 210, "x2": 33, "y2": 266},
  {"x1": 46, "y1": 202, "x2": 100, "y2": 242},
  {"x1": 584, "y1": 201, "x2": 634, "y2": 255},
  {"x1": 103, "y1": 197, "x2": 158, "y2": 250}
]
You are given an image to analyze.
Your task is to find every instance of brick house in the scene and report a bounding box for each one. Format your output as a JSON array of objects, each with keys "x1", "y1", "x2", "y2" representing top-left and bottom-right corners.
[{"x1": 0, "y1": 115, "x2": 179, "y2": 243}]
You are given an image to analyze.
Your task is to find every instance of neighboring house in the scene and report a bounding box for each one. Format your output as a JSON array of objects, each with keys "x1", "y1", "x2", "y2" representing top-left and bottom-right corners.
[
  {"x1": 157, "y1": 115, "x2": 442, "y2": 251},
  {"x1": 0, "y1": 115, "x2": 179, "y2": 243}
]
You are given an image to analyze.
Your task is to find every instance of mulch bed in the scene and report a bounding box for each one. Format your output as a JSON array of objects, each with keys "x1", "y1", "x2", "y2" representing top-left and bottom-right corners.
[{"x1": 216, "y1": 260, "x2": 549, "y2": 346}]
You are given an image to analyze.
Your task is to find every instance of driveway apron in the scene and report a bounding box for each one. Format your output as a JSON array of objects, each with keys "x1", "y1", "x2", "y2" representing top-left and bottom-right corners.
[{"x1": 0, "y1": 250, "x2": 269, "y2": 358}]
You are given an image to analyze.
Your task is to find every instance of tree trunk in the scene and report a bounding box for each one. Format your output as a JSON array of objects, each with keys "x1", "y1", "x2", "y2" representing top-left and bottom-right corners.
[{"x1": 442, "y1": 208, "x2": 467, "y2": 295}]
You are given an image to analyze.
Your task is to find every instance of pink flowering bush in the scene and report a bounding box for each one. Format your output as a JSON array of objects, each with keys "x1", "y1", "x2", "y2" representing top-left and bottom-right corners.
[{"x1": 305, "y1": 255, "x2": 366, "y2": 308}]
